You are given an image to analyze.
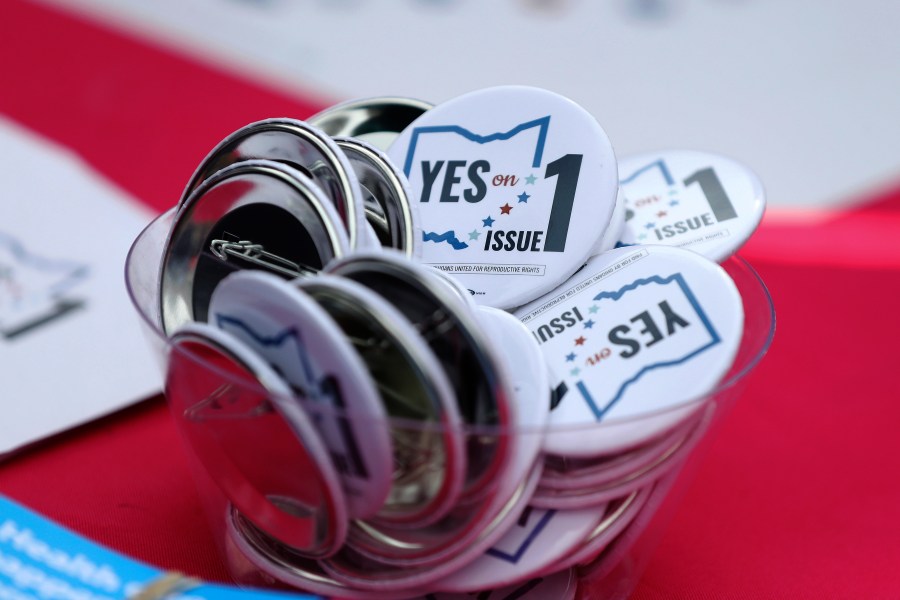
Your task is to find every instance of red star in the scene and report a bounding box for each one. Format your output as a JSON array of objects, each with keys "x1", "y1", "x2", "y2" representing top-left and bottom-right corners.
[
  {"x1": 574, "y1": 336, "x2": 586, "y2": 346},
  {"x1": 500, "y1": 203, "x2": 513, "y2": 215},
  {"x1": 656, "y1": 210, "x2": 668, "y2": 218}
]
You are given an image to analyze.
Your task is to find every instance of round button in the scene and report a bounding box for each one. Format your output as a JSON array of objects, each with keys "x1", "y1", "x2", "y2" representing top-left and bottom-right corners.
[
  {"x1": 208, "y1": 270, "x2": 393, "y2": 520},
  {"x1": 179, "y1": 118, "x2": 369, "y2": 249},
  {"x1": 514, "y1": 245, "x2": 744, "y2": 457},
  {"x1": 168, "y1": 323, "x2": 347, "y2": 557},
  {"x1": 388, "y1": 85, "x2": 618, "y2": 309},
  {"x1": 618, "y1": 149, "x2": 766, "y2": 262},
  {"x1": 295, "y1": 273, "x2": 467, "y2": 529},
  {"x1": 326, "y1": 251, "x2": 515, "y2": 503},
  {"x1": 160, "y1": 159, "x2": 348, "y2": 334},
  {"x1": 334, "y1": 136, "x2": 419, "y2": 258}
]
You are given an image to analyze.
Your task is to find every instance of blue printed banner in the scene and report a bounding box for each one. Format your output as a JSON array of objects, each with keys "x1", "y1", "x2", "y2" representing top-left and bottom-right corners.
[{"x1": 0, "y1": 495, "x2": 319, "y2": 600}]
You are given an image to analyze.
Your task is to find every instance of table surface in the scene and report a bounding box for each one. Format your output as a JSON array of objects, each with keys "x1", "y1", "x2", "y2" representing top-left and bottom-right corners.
[{"x1": 2, "y1": 2, "x2": 900, "y2": 598}]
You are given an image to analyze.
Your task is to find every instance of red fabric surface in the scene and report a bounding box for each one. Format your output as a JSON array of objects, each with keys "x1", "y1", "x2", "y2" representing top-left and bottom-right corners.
[{"x1": 3, "y1": 1, "x2": 900, "y2": 598}]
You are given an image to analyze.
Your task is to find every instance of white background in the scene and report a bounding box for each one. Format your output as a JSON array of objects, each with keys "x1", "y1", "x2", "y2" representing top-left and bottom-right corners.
[{"x1": 39, "y1": 0, "x2": 900, "y2": 213}]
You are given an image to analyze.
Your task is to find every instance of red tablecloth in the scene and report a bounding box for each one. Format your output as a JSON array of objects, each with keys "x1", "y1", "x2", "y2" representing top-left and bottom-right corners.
[{"x1": 2, "y1": 2, "x2": 900, "y2": 598}]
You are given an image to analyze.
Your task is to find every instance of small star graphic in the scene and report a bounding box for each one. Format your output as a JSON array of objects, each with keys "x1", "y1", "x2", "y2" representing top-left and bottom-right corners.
[
  {"x1": 588, "y1": 305, "x2": 599, "y2": 314},
  {"x1": 656, "y1": 211, "x2": 667, "y2": 218},
  {"x1": 669, "y1": 199, "x2": 680, "y2": 207},
  {"x1": 517, "y1": 192, "x2": 530, "y2": 203},
  {"x1": 500, "y1": 203, "x2": 513, "y2": 215},
  {"x1": 565, "y1": 352, "x2": 576, "y2": 362},
  {"x1": 570, "y1": 367, "x2": 581, "y2": 376},
  {"x1": 574, "y1": 336, "x2": 586, "y2": 346},
  {"x1": 638, "y1": 233, "x2": 648, "y2": 240},
  {"x1": 468, "y1": 229, "x2": 481, "y2": 240},
  {"x1": 482, "y1": 216, "x2": 495, "y2": 227},
  {"x1": 525, "y1": 174, "x2": 537, "y2": 185},
  {"x1": 644, "y1": 222, "x2": 655, "y2": 230},
  {"x1": 584, "y1": 319, "x2": 595, "y2": 329}
]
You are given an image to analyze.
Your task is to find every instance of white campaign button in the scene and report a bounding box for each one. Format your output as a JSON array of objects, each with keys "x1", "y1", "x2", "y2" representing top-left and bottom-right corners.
[
  {"x1": 542, "y1": 487, "x2": 651, "y2": 575},
  {"x1": 320, "y1": 465, "x2": 544, "y2": 592},
  {"x1": 317, "y1": 300, "x2": 549, "y2": 591},
  {"x1": 459, "y1": 305, "x2": 549, "y2": 505},
  {"x1": 295, "y1": 272, "x2": 467, "y2": 529},
  {"x1": 388, "y1": 85, "x2": 618, "y2": 310},
  {"x1": 618, "y1": 150, "x2": 765, "y2": 262},
  {"x1": 208, "y1": 270, "x2": 394, "y2": 520},
  {"x1": 514, "y1": 245, "x2": 744, "y2": 457}
]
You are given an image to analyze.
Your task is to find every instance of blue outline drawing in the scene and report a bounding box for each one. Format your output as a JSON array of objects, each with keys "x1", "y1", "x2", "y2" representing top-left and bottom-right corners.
[
  {"x1": 0, "y1": 231, "x2": 89, "y2": 298},
  {"x1": 422, "y1": 230, "x2": 468, "y2": 250},
  {"x1": 214, "y1": 315, "x2": 325, "y2": 400},
  {"x1": 574, "y1": 273, "x2": 720, "y2": 422},
  {"x1": 401, "y1": 116, "x2": 551, "y2": 177},
  {"x1": 1, "y1": 231, "x2": 90, "y2": 340},
  {"x1": 214, "y1": 314, "x2": 370, "y2": 479},
  {"x1": 620, "y1": 158, "x2": 674, "y2": 186},
  {"x1": 485, "y1": 509, "x2": 556, "y2": 564}
]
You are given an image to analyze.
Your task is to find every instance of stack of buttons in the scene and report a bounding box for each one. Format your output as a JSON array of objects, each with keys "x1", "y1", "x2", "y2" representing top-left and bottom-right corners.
[{"x1": 127, "y1": 86, "x2": 773, "y2": 599}]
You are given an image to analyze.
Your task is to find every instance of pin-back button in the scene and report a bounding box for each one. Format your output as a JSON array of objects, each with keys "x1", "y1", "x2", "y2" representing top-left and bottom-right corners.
[
  {"x1": 529, "y1": 406, "x2": 711, "y2": 510},
  {"x1": 387, "y1": 85, "x2": 618, "y2": 310},
  {"x1": 160, "y1": 159, "x2": 349, "y2": 334},
  {"x1": 329, "y1": 304, "x2": 548, "y2": 576},
  {"x1": 334, "y1": 136, "x2": 419, "y2": 258},
  {"x1": 514, "y1": 245, "x2": 744, "y2": 457},
  {"x1": 430, "y1": 503, "x2": 605, "y2": 593},
  {"x1": 541, "y1": 487, "x2": 650, "y2": 576},
  {"x1": 326, "y1": 251, "x2": 515, "y2": 504},
  {"x1": 294, "y1": 273, "x2": 466, "y2": 529},
  {"x1": 178, "y1": 118, "x2": 369, "y2": 249},
  {"x1": 320, "y1": 464, "x2": 543, "y2": 592},
  {"x1": 618, "y1": 150, "x2": 766, "y2": 262},
  {"x1": 455, "y1": 305, "x2": 548, "y2": 507},
  {"x1": 308, "y1": 96, "x2": 434, "y2": 151},
  {"x1": 167, "y1": 322, "x2": 347, "y2": 557},
  {"x1": 207, "y1": 270, "x2": 393, "y2": 520},
  {"x1": 423, "y1": 569, "x2": 576, "y2": 600}
]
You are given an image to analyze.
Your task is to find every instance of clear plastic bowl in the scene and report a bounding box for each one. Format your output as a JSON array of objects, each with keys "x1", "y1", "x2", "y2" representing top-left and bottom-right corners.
[{"x1": 126, "y1": 209, "x2": 775, "y2": 600}]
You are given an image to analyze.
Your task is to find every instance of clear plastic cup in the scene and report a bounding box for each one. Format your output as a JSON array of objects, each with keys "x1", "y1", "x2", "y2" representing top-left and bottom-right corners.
[{"x1": 126, "y1": 209, "x2": 775, "y2": 600}]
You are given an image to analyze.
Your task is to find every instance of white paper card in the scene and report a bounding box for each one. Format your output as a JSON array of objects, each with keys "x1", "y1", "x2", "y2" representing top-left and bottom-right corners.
[{"x1": 0, "y1": 117, "x2": 160, "y2": 456}]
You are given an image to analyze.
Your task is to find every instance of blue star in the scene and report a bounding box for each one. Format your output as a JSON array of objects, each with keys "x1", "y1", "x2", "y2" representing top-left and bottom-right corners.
[
  {"x1": 588, "y1": 305, "x2": 599, "y2": 314},
  {"x1": 517, "y1": 192, "x2": 530, "y2": 203},
  {"x1": 468, "y1": 229, "x2": 481, "y2": 240},
  {"x1": 525, "y1": 174, "x2": 537, "y2": 185},
  {"x1": 566, "y1": 352, "x2": 576, "y2": 362},
  {"x1": 482, "y1": 216, "x2": 495, "y2": 227},
  {"x1": 644, "y1": 222, "x2": 655, "y2": 230},
  {"x1": 583, "y1": 319, "x2": 595, "y2": 329},
  {"x1": 669, "y1": 199, "x2": 680, "y2": 207}
]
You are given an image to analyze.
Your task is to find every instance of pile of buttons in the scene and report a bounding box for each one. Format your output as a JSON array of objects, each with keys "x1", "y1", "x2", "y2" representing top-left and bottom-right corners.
[{"x1": 147, "y1": 86, "x2": 768, "y2": 599}]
